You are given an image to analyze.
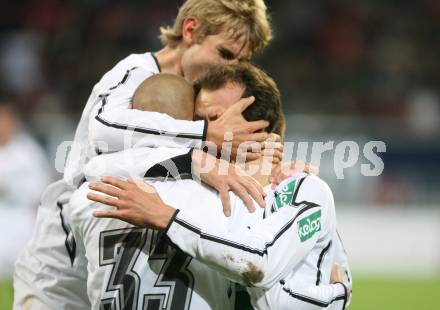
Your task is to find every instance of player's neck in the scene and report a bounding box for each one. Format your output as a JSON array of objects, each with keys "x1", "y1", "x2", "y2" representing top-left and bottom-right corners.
[{"x1": 155, "y1": 46, "x2": 183, "y2": 77}]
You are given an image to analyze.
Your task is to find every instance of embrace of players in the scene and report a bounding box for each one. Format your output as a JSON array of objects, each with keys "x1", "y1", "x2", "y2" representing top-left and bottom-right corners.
[{"x1": 13, "y1": 1, "x2": 352, "y2": 310}]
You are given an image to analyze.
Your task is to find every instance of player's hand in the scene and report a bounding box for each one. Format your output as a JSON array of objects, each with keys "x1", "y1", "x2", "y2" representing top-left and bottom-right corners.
[
  {"x1": 260, "y1": 133, "x2": 283, "y2": 165},
  {"x1": 330, "y1": 263, "x2": 345, "y2": 283},
  {"x1": 206, "y1": 96, "x2": 269, "y2": 161},
  {"x1": 192, "y1": 149, "x2": 266, "y2": 217},
  {"x1": 87, "y1": 177, "x2": 176, "y2": 230},
  {"x1": 330, "y1": 263, "x2": 352, "y2": 301},
  {"x1": 270, "y1": 161, "x2": 319, "y2": 189}
]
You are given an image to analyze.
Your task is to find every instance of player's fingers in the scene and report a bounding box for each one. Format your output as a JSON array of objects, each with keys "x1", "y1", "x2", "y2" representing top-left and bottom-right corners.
[
  {"x1": 237, "y1": 96, "x2": 255, "y2": 112},
  {"x1": 87, "y1": 193, "x2": 124, "y2": 209},
  {"x1": 233, "y1": 134, "x2": 268, "y2": 147},
  {"x1": 101, "y1": 176, "x2": 131, "y2": 190},
  {"x1": 262, "y1": 141, "x2": 283, "y2": 151},
  {"x1": 89, "y1": 182, "x2": 121, "y2": 199},
  {"x1": 129, "y1": 178, "x2": 156, "y2": 193},
  {"x1": 219, "y1": 188, "x2": 232, "y2": 217},
  {"x1": 271, "y1": 156, "x2": 281, "y2": 166},
  {"x1": 234, "y1": 139, "x2": 259, "y2": 149},
  {"x1": 235, "y1": 121, "x2": 269, "y2": 135},
  {"x1": 127, "y1": 179, "x2": 138, "y2": 186},
  {"x1": 271, "y1": 149, "x2": 284, "y2": 163},
  {"x1": 234, "y1": 142, "x2": 263, "y2": 158},
  {"x1": 239, "y1": 177, "x2": 265, "y2": 208},
  {"x1": 93, "y1": 210, "x2": 121, "y2": 219},
  {"x1": 267, "y1": 133, "x2": 281, "y2": 142},
  {"x1": 246, "y1": 175, "x2": 266, "y2": 198},
  {"x1": 230, "y1": 181, "x2": 255, "y2": 213},
  {"x1": 260, "y1": 148, "x2": 282, "y2": 168},
  {"x1": 234, "y1": 151, "x2": 261, "y2": 164}
]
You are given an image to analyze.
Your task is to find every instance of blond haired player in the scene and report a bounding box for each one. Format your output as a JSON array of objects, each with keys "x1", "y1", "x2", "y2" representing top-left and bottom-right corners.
[{"x1": 13, "y1": 1, "x2": 274, "y2": 309}]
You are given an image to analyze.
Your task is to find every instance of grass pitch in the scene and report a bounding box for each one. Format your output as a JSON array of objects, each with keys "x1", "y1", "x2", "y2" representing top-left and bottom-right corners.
[
  {"x1": 350, "y1": 277, "x2": 440, "y2": 310},
  {"x1": 0, "y1": 281, "x2": 13, "y2": 310},
  {"x1": 1, "y1": 277, "x2": 439, "y2": 310}
]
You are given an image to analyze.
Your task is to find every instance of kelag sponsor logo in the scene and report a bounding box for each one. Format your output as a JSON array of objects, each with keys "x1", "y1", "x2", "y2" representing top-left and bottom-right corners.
[{"x1": 298, "y1": 210, "x2": 321, "y2": 242}]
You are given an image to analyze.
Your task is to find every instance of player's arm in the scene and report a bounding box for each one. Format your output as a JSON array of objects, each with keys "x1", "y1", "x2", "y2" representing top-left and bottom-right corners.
[
  {"x1": 89, "y1": 67, "x2": 270, "y2": 155},
  {"x1": 89, "y1": 67, "x2": 207, "y2": 152},
  {"x1": 83, "y1": 147, "x2": 192, "y2": 182},
  {"x1": 276, "y1": 281, "x2": 348, "y2": 310},
  {"x1": 333, "y1": 232, "x2": 353, "y2": 307},
  {"x1": 84, "y1": 148, "x2": 266, "y2": 214},
  {"x1": 272, "y1": 263, "x2": 350, "y2": 310},
  {"x1": 165, "y1": 176, "x2": 332, "y2": 289},
  {"x1": 87, "y1": 175, "x2": 333, "y2": 289}
]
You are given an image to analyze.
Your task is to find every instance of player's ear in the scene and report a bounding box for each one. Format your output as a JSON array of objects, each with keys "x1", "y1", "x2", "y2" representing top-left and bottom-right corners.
[{"x1": 182, "y1": 16, "x2": 199, "y2": 46}]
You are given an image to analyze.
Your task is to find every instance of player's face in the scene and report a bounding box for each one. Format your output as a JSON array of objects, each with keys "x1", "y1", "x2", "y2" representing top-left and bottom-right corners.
[
  {"x1": 181, "y1": 28, "x2": 250, "y2": 82},
  {"x1": 194, "y1": 82, "x2": 245, "y2": 121}
]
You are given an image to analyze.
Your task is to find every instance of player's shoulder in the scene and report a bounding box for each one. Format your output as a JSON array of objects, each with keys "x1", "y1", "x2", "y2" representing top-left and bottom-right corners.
[
  {"x1": 66, "y1": 182, "x2": 95, "y2": 220},
  {"x1": 302, "y1": 174, "x2": 332, "y2": 195},
  {"x1": 115, "y1": 52, "x2": 160, "y2": 71},
  {"x1": 300, "y1": 174, "x2": 333, "y2": 204},
  {"x1": 108, "y1": 52, "x2": 159, "y2": 73},
  {"x1": 95, "y1": 52, "x2": 160, "y2": 89},
  {"x1": 275, "y1": 173, "x2": 334, "y2": 208}
]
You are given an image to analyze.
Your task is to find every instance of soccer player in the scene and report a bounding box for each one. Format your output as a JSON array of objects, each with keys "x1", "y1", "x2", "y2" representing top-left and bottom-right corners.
[
  {"x1": 13, "y1": 1, "x2": 274, "y2": 309},
  {"x1": 82, "y1": 63, "x2": 351, "y2": 309},
  {"x1": 88, "y1": 176, "x2": 352, "y2": 310},
  {"x1": 65, "y1": 62, "x2": 283, "y2": 309}
]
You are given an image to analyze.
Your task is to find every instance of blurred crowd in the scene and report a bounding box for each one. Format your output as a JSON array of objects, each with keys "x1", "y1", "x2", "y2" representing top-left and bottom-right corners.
[{"x1": 0, "y1": 0, "x2": 439, "y2": 208}]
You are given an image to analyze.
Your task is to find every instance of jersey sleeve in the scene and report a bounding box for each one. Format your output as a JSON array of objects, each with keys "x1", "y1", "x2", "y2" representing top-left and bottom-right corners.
[
  {"x1": 274, "y1": 281, "x2": 348, "y2": 310},
  {"x1": 165, "y1": 175, "x2": 335, "y2": 289},
  {"x1": 333, "y1": 231, "x2": 352, "y2": 307},
  {"x1": 88, "y1": 66, "x2": 207, "y2": 153}
]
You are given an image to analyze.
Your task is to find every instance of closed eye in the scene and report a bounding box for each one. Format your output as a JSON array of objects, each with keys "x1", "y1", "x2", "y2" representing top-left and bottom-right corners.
[{"x1": 218, "y1": 47, "x2": 235, "y2": 60}]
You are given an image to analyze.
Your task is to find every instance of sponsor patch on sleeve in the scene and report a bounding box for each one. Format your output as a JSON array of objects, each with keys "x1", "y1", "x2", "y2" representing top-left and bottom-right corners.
[
  {"x1": 298, "y1": 210, "x2": 321, "y2": 242},
  {"x1": 274, "y1": 180, "x2": 297, "y2": 209}
]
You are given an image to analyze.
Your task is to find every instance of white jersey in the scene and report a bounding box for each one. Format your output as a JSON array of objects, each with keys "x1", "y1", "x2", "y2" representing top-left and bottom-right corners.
[
  {"x1": 81, "y1": 149, "x2": 351, "y2": 310},
  {"x1": 67, "y1": 181, "x2": 236, "y2": 310},
  {"x1": 13, "y1": 52, "x2": 206, "y2": 310},
  {"x1": 165, "y1": 174, "x2": 351, "y2": 310},
  {"x1": 65, "y1": 52, "x2": 206, "y2": 186}
]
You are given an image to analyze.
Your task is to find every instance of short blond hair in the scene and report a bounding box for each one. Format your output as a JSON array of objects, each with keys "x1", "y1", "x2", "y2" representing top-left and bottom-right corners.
[{"x1": 159, "y1": 0, "x2": 272, "y2": 55}]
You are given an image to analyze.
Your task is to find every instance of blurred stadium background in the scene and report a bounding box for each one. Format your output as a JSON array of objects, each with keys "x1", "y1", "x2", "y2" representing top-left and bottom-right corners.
[{"x1": 0, "y1": 0, "x2": 439, "y2": 309}]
